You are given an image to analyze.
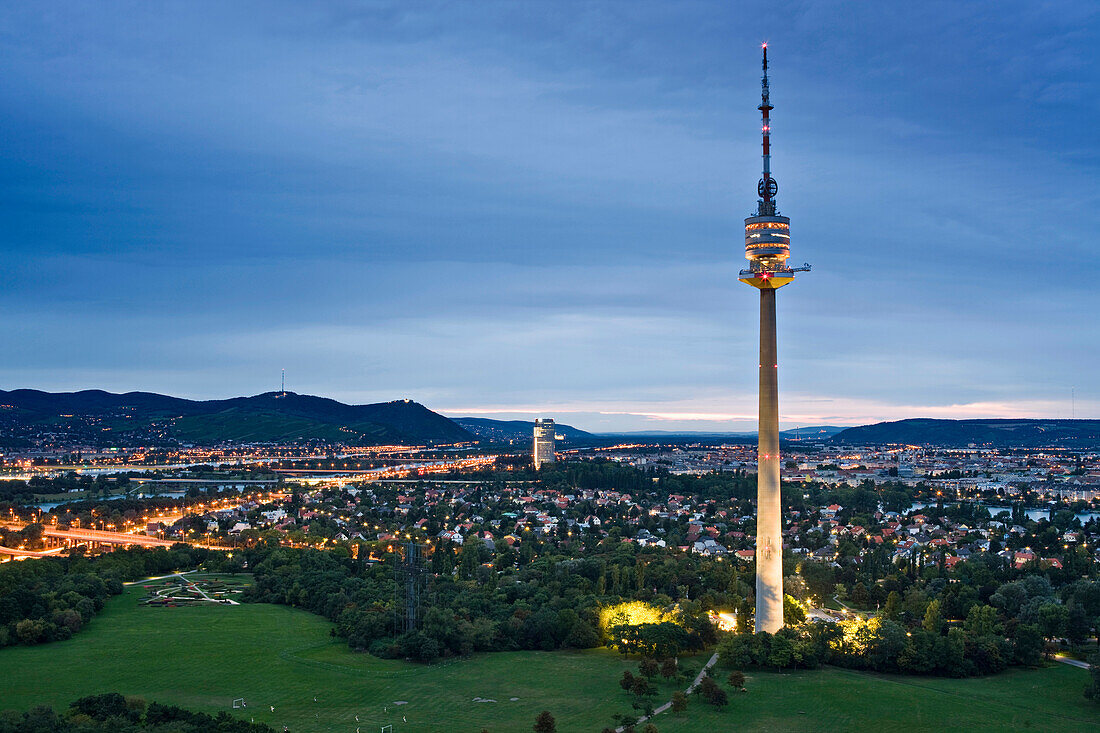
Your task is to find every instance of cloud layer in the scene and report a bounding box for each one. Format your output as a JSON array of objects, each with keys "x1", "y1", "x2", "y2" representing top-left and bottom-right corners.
[{"x1": 0, "y1": 2, "x2": 1096, "y2": 430}]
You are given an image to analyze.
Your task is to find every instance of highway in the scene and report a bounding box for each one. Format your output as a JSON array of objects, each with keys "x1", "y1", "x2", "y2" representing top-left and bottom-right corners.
[
  {"x1": 0, "y1": 545, "x2": 68, "y2": 559},
  {"x1": 0, "y1": 521, "x2": 235, "y2": 561},
  {"x1": 1, "y1": 522, "x2": 177, "y2": 548}
]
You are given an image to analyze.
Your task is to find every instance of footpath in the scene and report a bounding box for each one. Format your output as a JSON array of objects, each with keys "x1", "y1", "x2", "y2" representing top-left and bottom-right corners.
[{"x1": 1053, "y1": 654, "x2": 1090, "y2": 670}]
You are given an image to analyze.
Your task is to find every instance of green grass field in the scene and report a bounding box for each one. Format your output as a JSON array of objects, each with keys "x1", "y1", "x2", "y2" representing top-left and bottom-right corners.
[{"x1": 0, "y1": 574, "x2": 1096, "y2": 732}]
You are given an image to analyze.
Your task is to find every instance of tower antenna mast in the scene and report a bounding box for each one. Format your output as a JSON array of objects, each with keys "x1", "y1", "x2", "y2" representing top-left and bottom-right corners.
[{"x1": 759, "y1": 42, "x2": 774, "y2": 216}]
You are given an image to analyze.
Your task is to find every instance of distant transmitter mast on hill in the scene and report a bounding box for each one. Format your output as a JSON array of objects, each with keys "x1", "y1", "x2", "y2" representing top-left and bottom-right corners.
[{"x1": 739, "y1": 44, "x2": 811, "y2": 634}]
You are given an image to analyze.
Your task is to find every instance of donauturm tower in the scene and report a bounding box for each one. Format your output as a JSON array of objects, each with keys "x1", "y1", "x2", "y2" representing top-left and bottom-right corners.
[{"x1": 740, "y1": 44, "x2": 810, "y2": 634}]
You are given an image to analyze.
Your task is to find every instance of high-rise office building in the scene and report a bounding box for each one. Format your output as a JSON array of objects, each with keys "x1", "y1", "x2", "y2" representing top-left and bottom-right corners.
[{"x1": 533, "y1": 419, "x2": 556, "y2": 469}]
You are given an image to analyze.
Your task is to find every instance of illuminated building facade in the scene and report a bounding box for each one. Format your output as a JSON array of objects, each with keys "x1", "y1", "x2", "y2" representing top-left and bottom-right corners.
[
  {"x1": 533, "y1": 418, "x2": 556, "y2": 469},
  {"x1": 739, "y1": 45, "x2": 810, "y2": 634}
]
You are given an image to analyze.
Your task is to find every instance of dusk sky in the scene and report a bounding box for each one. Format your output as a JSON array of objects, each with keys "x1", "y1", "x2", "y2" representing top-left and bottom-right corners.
[{"x1": 1, "y1": 1, "x2": 1097, "y2": 432}]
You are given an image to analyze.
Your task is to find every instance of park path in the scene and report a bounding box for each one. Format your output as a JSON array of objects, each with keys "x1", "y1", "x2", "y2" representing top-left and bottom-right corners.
[
  {"x1": 1053, "y1": 654, "x2": 1090, "y2": 670},
  {"x1": 128, "y1": 570, "x2": 242, "y2": 605},
  {"x1": 124, "y1": 570, "x2": 194, "y2": 586},
  {"x1": 614, "y1": 652, "x2": 720, "y2": 733}
]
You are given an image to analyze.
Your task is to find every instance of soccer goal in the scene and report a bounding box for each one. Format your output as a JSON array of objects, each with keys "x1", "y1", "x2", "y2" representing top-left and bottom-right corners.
[
  {"x1": 232, "y1": 698, "x2": 246, "y2": 709},
  {"x1": 381, "y1": 726, "x2": 392, "y2": 733}
]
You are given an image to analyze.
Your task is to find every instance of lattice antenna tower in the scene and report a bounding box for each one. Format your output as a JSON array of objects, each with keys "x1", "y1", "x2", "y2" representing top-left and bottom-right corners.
[{"x1": 393, "y1": 541, "x2": 428, "y2": 634}]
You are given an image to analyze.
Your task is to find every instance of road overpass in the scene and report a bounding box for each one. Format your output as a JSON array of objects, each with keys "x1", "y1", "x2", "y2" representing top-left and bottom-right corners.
[
  {"x1": 2, "y1": 522, "x2": 177, "y2": 547},
  {"x1": 1, "y1": 522, "x2": 236, "y2": 560},
  {"x1": 1, "y1": 522, "x2": 178, "y2": 559},
  {"x1": 0, "y1": 544, "x2": 68, "y2": 560}
]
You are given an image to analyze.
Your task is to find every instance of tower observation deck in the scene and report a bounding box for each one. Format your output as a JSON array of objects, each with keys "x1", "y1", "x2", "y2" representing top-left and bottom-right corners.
[
  {"x1": 740, "y1": 44, "x2": 810, "y2": 290},
  {"x1": 740, "y1": 44, "x2": 809, "y2": 635}
]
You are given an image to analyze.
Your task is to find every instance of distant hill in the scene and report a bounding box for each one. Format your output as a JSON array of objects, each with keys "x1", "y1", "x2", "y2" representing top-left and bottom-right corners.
[
  {"x1": 594, "y1": 426, "x2": 844, "y2": 441},
  {"x1": 781, "y1": 426, "x2": 846, "y2": 440},
  {"x1": 831, "y1": 418, "x2": 1100, "y2": 448},
  {"x1": 0, "y1": 389, "x2": 473, "y2": 446},
  {"x1": 597, "y1": 430, "x2": 754, "y2": 440},
  {"x1": 453, "y1": 417, "x2": 593, "y2": 443}
]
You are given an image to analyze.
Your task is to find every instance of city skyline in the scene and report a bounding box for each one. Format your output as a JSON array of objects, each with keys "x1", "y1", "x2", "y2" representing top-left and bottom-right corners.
[{"x1": 1, "y1": 2, "x2": 1097, "y2": 432}]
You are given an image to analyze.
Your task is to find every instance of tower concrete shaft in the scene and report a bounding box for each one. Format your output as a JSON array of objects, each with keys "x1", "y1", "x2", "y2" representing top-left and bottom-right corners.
[{"x1": 755, "y1": 288, "x2": 783, "y2": 633}]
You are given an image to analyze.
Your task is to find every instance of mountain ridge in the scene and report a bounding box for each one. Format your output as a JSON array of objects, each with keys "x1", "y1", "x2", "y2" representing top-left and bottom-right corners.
[
  {"x1": 0, "y1": 389, "x2": 473, "y2": 446},
  {"x1": 452, "y1": 417, "x2": 593, "y2": 443},
  {"x1": 830, "y1": 418, "x2": 1100, "y2": 448}
]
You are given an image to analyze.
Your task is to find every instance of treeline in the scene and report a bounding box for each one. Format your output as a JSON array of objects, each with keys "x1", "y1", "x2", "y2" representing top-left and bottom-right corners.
[
  {"x1": 0, "y1": 545, "x2": 222, "y2": 647},
  {"x1": 0, "y1": 693, "x2": 272, "y2": 733},
  {"x1": 0, "y1": 480, "x2": 38, "y2": 505},
  {"x1": 0, "y1": 524, "x2": 47, "y2": 551},
  {"x1": 244, "y1": 538, "x2": 728, "y2": 662},
  {"x1": 720, "y1": 567, "x2": 1100, "y2": 678},
  {"x1": 0, "y1": 474, "x2": 136, "y2": 517}
]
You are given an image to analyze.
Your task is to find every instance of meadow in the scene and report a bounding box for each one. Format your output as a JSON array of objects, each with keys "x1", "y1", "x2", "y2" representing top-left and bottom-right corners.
[{"x1": 0, "y1": 573, "x2": 1095, "y2": 732}]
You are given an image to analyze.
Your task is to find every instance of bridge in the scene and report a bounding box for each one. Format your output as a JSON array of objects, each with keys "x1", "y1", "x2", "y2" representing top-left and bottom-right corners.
[
  {"x1": 0, "y1": 521, "x2": 235, "y2": 561},
  {"x1": 2, "y1": 522, "x2": 178, "y2": 547},
  {"x1": 0, "y1": 544, "x2": 68, "y2": 560},
  {"x1": 0, "y1": 521, "x2": 178, "y2": 561}
]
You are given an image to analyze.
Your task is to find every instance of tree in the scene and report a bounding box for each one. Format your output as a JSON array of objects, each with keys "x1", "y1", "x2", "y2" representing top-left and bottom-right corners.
[
  {"x1": 630, "y1": 676, "x2": 654, "y2": 698},
  {"x1": 459, "y1": 538, "x2": 484, "y2": 580},
  {"x1": 639, "y1": 657, "x2": 659, "y2": 678},
  {"x1": 767, "y1": 633, "x2": 795, "y2": 668},
  {"x1": 699, "y1": 676, "x2": 728, "y2": 709},
  {"x1": 670, "y1": 691, "x2": 688, "y2": 714},
  {"x1": 643, "y1": 724, "x2": 659, "y2": 733},
  {"x1": 69, "y1": 693, "x2": 141, "y2": 723},
  {"x1": 717, "y1": 632, "x2": 761, "y2": 670},
  {"x1": 1012, "y1": 623, "x2": 1045, "y2": 667},
  {"x1": 935, "y1": 628, "x2": 967, "y2": 677},
  {"x1": 963, "y1": 605, "x2": 1000, "y2": 637},
  {"x1": 533, "y1": 710, "x2": 556, "y2": 733},
  {"x1": 922, "y1": 599, "x2": 943, "y2": 634},
  {"x1": 565, "y1": 619, "x2": 600, "y2": 649},
  {"x1": 660, "y1": 658, "x2": 677, "y2": 679},
  {"x1": 850, "y1": 582, "x2": 870, "y2": 608},
  {"x1": 736, "y1": 597, "x2": 754, "y2": 634},
  {"x1": 1085, "y1": 651, "x2": 1100, "y2": 702},
  {"x1": 727, "y1": 670, "x2": 746, "y2": 689},
  {"x1": 882, "y1": 591, "x2": 901, "y2": 620},
  {"x1": 1036, "y1": 603, "x2": 1069, "y2": 641},
  {"x1": 868, "y1": 620, "x2": 908, "y2": 673},
  {"x1": 699, "y1": 674, "x2": 717, "y2": 694},
  {"x1": 1067, "y1": 603, "x2": 1090, "y2": 646},
  {"x1": 620, "y1": 670, "x2": 636, "y2": 692},
  {"x1": 898, "y1": 629, "x2": 936, "y2": 674},
  {"x1": 783, "y1": 594, "x2": 806, "y2": 625}
]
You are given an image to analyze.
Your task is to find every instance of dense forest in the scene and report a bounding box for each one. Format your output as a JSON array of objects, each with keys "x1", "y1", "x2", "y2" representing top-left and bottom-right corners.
[
  {"x1": 720, "y1": 554, "x2": 1100, "y2": 678},
  {"x1": 245, "y1": 538, "x2": 724, "y2": 662}
]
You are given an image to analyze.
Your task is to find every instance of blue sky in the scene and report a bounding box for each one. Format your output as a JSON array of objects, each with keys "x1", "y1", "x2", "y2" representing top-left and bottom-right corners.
[{"x1": 1, "y1": 1, "x2": 1097, "y2": 431}]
